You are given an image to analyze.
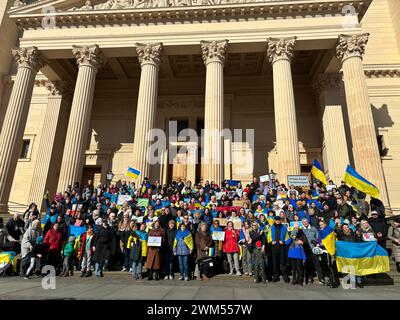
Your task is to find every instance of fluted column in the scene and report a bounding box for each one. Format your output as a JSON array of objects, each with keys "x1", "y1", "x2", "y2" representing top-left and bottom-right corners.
[
  {"x1": 336, "y1": 34, "x2": 389, "y2": 205},
  {"x1": 132, "y1": 43, "x2": 163, "y2": 182},
  {"x1": 312, "y1": 74, "x2": 350, "y2": 184},
  {"x1": 28, "y1": 81, "x2": 72, "y2": 211},
  {"x1": 201, "y1": 40, "x2": 228, "y2": 184},
  {"x1": 57, "y1": 45, "x2": 104, "y2": 192},
  {"x1": 266, "y1": 37, "x2": 300, "y2": 184},
  {"x1": 0, "y1": 47, "x2": 47, "y2": 217}
]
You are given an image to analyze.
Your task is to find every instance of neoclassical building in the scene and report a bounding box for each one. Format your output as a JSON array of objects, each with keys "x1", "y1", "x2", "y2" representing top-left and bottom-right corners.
[{"x1": 0, "y1": 0, "x2": 399, "y2": 216}]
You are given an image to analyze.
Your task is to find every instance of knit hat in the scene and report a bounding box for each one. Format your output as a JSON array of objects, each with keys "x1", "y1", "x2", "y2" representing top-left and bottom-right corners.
[
  {"x1": 255, "y1": 240, "x2": 262, "y2": 248},
  {"x1": 68, "y1": 235, "x2": 76, "y2": 242}
]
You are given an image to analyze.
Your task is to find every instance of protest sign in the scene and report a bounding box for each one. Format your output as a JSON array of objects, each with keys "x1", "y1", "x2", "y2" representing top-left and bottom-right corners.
[
  {"x1": 131, "y1": 216, "x2": 144, "y2": 224},
  {"x1": 233, "y1": 220, "x2": 243, "y2": 230},
  {"x1": 215, "y1": 192, "x2": 225, "y2": 200},
  {"x1": 212, "y1": 231, "x2": 225, "y2": 241},
  {"x1": 214, "y1": 206, "x2": 241, "y2": 212},
  {"x1": 137, "y1": 198, "x2": 149, "y2": 207},
  {"x1": 287, "y1": 175, "x2": 310, "y2": 187},
  {"x1": 259, "y1": 175, "x2": 270, "y2": 183},
  {"x1": 147, "y1": 236, "x2": 162, "y2": 247},
  {"x1": 117, "y1": 194, "x2": 132, "y2": 205},
  {"x1": 232, "y1": 200, "x2": 246, "y2": 207}
]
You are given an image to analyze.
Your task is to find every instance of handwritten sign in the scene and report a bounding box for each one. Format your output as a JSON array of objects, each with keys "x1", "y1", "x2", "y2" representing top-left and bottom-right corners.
[
  {"x1": 131, "y1": 216, "x2": 144, "y2": 224},
  {"x1": 147, "y1": 236, "x2": 162, "y2": 247},
  {"x1": 259, "y1": 175, "x2": 270, "y2": 183},
  {"x1": 212, "y1": 231, "x2": 225, "y2": 241},
  {"x1": 287, "y1": 175, "x2": 310, "y2": 187},
  {"x1": 117, "y1": 194, "x2": 132, "y2": 205},
  {"x1": 233, "y1": 220, "x2": 243, "y2": 230},
  {"x1": 137, "y1": 198, "x2": 149, "y2": 207}
]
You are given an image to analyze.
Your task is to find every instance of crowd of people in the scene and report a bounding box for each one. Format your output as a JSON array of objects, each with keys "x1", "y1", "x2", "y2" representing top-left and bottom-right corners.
[{"x1": 0, "y1": 177, "x2": 399, "y2": 288}]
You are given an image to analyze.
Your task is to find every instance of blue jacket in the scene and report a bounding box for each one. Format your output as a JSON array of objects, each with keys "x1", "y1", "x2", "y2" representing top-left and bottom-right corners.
[
  {"x1": 268, "y1": 224, "x2": 288, "y2": 242},
  {"x1": 285, "y1": 237, "x2": 307, "y2": 260}
]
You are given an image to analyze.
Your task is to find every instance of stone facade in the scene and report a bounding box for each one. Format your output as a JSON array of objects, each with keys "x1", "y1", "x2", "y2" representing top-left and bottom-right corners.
[{"x1": 0, "y1": 0, "x2": 399, "y2": 215}]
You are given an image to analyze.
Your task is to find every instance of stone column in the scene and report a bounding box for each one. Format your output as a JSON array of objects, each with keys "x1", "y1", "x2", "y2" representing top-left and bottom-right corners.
[
  {"x1": 57, "y1": 45, "x2": 104, "y2": 192},
  {"x1": 336, "y1": 34, "x2": 389, "y2": 205},
  {"x1": 201, "y1": 40, "x2": 228, "y2": 184},
  {"x1": 28, "y1": 81, "x2": 72, "y2": 211},
  {"x1": 312, "y1": 74, "x2": 350, "y2": 184},
  {"x1": 0, "y1": 47, "x2": 47, "y2": 217},
  {"x1": 266, "y1": 37, "x2": 300, "y2": 184},
  {"x1": 132, "y1": 43, "x2": 163, "y2": 182}
]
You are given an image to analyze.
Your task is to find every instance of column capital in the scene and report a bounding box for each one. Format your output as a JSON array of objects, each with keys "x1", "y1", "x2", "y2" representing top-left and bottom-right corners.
[
  {"x1": 135, "y1": 42, "x2": 163, "y2": 67},
  {"x1": 12, "y1": 47, "x2": 48, "y2": 72},
  {"x1": 311, "y1": 74, "x2": 343, "y2": 96},
  {"x1": 266, "y1": 37, "x2": 296, "y2": 64},
  {"x1": 72, "y1": 45, "x2": 105, "y2": 69},
  {"x1": 45, "y1": 80, "x2": 73, "y2": 97},
  {"x1": 336, "y1": 33, "x2": 369, "y2": 62},
  {"x1": 200, "y1": 40, "x2": 229, "y2": 65}
]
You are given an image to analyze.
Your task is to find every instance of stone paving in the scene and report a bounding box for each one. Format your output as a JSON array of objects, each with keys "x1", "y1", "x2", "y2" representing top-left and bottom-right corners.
[{"x1": 0, "y1": 274, "x2": 399, "y2": 300}]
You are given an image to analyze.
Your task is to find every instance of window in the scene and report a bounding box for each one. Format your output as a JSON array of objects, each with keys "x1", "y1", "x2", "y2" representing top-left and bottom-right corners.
[
  {"x1": 377, "y1": 135, "x2": 388, "y2": 157},
  {"x1": 20, "y1": 140, "x2": 31, "y2": 159}
]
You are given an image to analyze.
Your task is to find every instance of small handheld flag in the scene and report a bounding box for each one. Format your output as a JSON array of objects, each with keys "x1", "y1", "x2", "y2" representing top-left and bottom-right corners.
[
  {"x1": 126, "y1": 166, "x2": 141, "y2": 179},
  {"x1": 311, "y1": 159, "x2": 327, "y2": 185},
  {"x1": 343, "y1": 165, "x2": 380, "y2": 199}
]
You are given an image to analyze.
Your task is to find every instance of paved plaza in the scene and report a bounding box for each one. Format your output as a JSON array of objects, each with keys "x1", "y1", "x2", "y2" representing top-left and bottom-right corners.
[{"x1": 0, "y1": 274, "x2": 399, "y2": 300}]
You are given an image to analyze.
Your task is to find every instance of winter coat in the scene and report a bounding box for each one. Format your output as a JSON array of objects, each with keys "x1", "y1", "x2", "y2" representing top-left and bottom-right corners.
[
  {"x1": 43, "y1": 229, "x2": 63, "y2": 252},
  {"x1": 165, "y1": 228, "x2": 177, "y2": 254},
  {"x1": 93, "y1": 225, "x2": 113, "y2": 263},
  {"x1": 145, "y1": 228, "x2": 165, "y2": 270},
  {"x1": 195, "y1": 230, "x2": 213, "y2": 263},
  {"x1": 223, "y1": 228, "x2": 240, "y2": 254},
  {"x1": 63, "y1": 242, "x2": 75, "y2": 257},
  {"x1": 368, "y1": 217, "x2": 388, "y2": 243},
  {"x1": 78, "y1": 232, "x2": 95, "y2": 258},
  {"x1": 337, "y1": 203, "x2": 353, "y2": 219},
  {"x1": 128, "y1": 235, "x2": 142, "y2": 262},
  {"x1": 21, "y1": 227, "x2": 40, "y2": 258},
  {"x1": 388, "y1": 225, "x2": 400, "y2": 262}
]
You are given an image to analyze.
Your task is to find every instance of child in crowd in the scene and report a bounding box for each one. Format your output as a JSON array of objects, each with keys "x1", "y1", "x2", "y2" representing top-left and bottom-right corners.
[
  {"x1": 60, "y1": 235, "x2": 76, "y2": 277},
  {"x1": 253, "y1": 240, "x2": 267, "y2": 284},
  {"x1": 78, "y1": 225, "x2": 95, "y2": 277},
  {"x1": 24, "y1": 236, "x2": 44, "y2": 279}
]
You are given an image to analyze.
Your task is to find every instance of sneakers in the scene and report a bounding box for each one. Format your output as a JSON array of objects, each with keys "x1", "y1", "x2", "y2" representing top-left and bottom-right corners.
[
  {"x1": 24, "y1": 276, "x2": 29, "y2": 280},
  {"x1": 248, "y1": 273, "x2": 253, "y2": 276},
  {"x1": 129, "y1": 268, "x2": 133, "y2": 272},
  {"x1": 164, "y1": 276, "x2": 169, "y2": 280},
  {"x1": 244, "y1": 272, "x2": 249, "y2": 276},
  {"x1": 184, "y1": 277, "x2": 189, "y2": 281},
  {"x1": 236, "y1": 271, "x2": 242, "y2": 276},
  {"x1": 121, "y1": 267, "x2": 127, "y2": 272},
  {"x1": 178, "y1": 276, "x2": 184, "y2": 280},
  {"x1": 228, "y1": 271, "x2": 234, "y2": 275},
  {"x1": 169, "y1": 275, "x2": 174, "y2": 280}
]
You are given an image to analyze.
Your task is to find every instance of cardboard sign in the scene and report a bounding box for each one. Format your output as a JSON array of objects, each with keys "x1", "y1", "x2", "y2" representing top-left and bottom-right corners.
[
  {"x1": 259, "y1": 174, "x2": 270, "y2": 183},
  {"x1": 131, "y1": 216, "x2": 144, "y2": 224},
  {"x1": 147, "y1": 236, "x2": 162, "y2": 247},
  {"x1": 232, "y1": 200, "x2": 246, "y2": 207},
  {"x1": 212, "y1": 231, "x2": 225, "y2": 241},
  {"x1": 137, "y1": 198, "x2": 149, "y2": 207},
  {"x1": 117, "y1": 194, "x2": 132, "y2": 205},
  {"x1": 213, "y1": 218, "x2": 227, "y2": 226},
  {"x1": 215, "y1": 192, "x2": 225, "y2": 200},
  {"x1": 233, "y1": 220, "x2": 243, "y2": 230},
  {"x1": 287, "y1": 175, "x2": 310, "y2": 187}
]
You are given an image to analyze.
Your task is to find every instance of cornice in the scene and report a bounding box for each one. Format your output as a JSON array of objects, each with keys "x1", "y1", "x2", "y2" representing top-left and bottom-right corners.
[
  {"x1": 9, "y1": 0, "x2": 371, "y2": 29},
  {"x1": 364, "y1": 68, "x2": 400, "y2": 79}
]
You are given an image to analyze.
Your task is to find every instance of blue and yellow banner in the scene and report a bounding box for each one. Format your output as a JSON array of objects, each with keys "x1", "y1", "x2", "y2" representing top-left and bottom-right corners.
[
  {"x1": 226, "y1": 180, "x2": 240, "y2": 189},
  {"x1": 319, "y1": 225, "x2": 336, "y2": 255},
  {"x1": 126, "y1": 166, "x2": 141, "y2": 179},
  {"x1": 311, "y1": 159, "x2": 327, "y2": 185},
  {"x1": 336, "y1": 241, "x2": 390, "y2": 276},
  {"x1": 343, "y1": 165, "x2": 380, "y2": 199},
  {"x1": 0, "y1": 251, "x2": 17, "y2": 272}
]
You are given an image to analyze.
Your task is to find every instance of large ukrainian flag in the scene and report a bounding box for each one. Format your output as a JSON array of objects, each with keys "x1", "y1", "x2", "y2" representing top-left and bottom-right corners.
[
  {"x1": 336, "y1": 241, "x2": 390, "y2": 276},
  {"x1": 343, "y1": 165, "x2": 380, "y2": 199},
  {"x1": 311, "y1": 159, "x2": 327, "y2": 185},
  {"x1": 126, "y1": 166, "x2": 141, "y2": 179}
]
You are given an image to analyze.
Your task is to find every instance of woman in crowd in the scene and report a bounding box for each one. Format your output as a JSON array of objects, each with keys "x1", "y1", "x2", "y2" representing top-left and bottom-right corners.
[
  {"x1": 164, "y1": 220, "x2": 177, "y2": 280},
  {"x1": 223, "y1": 221, "x2": 241, "y2": 276},
  {"x1": 240, "y1": 221, "x2": 253, "y2": 276},
  {"x1": 117, "y1": 212, "x2": 131, "y2": 272},
  {"x1": 388, "y1": 219, "x2": 400, "y2": 272},
  {"x1": 44, "y1": 222, "x2": 63, "y2": 273},
  {"x1": 173, "y1": 223, "x2": 193, "y2": 281},
  {"x1": 195, "y1": 222, "x2": 213, "y2": 280},
  {"x1": 146, "y1": 220, "x2": 165, "y2": 280},
  {"x1": 20, "y1": 220, "x2": 41, "y2": 277},
  {"x1": 93, "y1": 218, "x2": 112, "y2": 278}
]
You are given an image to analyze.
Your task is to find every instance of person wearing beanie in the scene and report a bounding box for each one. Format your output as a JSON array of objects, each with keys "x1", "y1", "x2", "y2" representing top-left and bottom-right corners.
[
  {"x1": 253, "y1": 240, "x2": 267, "y2": 284},
  {"x1": 60, "y1": 235, "x2": 76, "y2": 277}
]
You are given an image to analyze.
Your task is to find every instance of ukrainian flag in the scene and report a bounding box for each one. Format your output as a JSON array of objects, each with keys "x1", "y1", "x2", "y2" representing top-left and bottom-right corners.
[
  {"x1": 319, "y1": 225, "x2": 336, "y2": 255},
  {"x1": 343, "y1": 165, "x2": 380, "y2": 199},
  {"x1": 311, "y1": 159, "x2": 327, "y2": 185},
  {"x1": 126, "y1": 166, "x2": 141, "y2": 179},
  {"x1": 336, "y1": 241, "x2": 390, "y2": 276}
]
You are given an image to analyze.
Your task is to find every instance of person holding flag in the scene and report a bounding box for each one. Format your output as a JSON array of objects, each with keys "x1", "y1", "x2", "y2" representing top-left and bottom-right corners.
[
  {"x1": 343, "y1": 165, "x2": 380, "y2": 200},
  {"x1": 318, "y1": 220, "x2": 339, "y2": 288},
  {"x1": 173, "y1": 223, "x2": 194, "y2": 281}
]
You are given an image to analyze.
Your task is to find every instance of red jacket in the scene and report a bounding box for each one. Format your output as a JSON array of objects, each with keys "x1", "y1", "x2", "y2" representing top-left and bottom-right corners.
[
  {"x1": 223, "y1": 228, "x2": 240, "y2": 253},
  {"x1": 44, "y1": 229, "x2": 63, "y2": 252},
  {"x1": 78, "y1": 232, "x2": 95, "y2": 258}
]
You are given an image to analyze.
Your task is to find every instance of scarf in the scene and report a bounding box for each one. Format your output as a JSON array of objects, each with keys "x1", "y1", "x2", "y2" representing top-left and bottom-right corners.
[
  {"x1": 243, "y1": 227, "x2": 252, "y2": 244},
  {"x1": 176, "y1": 228, "x2": 190, "y2": 241}
]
